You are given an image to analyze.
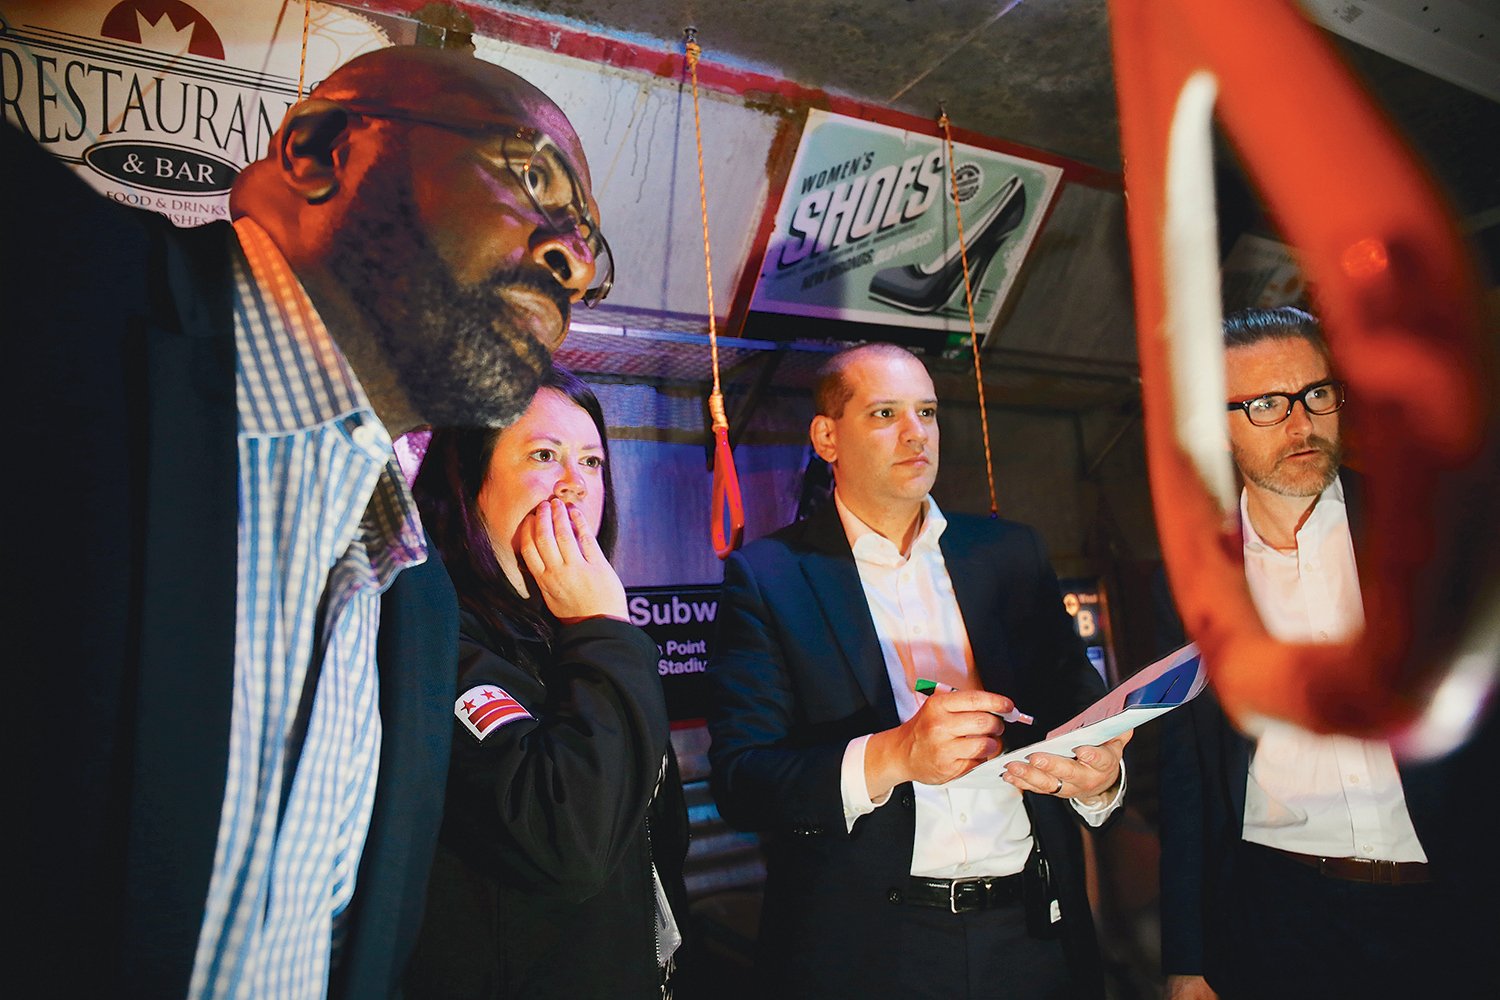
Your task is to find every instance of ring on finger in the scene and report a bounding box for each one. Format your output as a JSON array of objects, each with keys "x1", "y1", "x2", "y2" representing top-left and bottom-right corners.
[{"x1": 1053, "y1": 778, "x2": 1065, "y2": 796}]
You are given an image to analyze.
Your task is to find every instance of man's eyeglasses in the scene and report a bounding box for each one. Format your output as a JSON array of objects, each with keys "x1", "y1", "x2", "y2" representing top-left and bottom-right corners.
[
  {"x1": 337, "y1": 102, "x2": 614, "y2": 307},
  {"x1": 1227, "y1": 379, "x2": 1346, "y2": 427}
]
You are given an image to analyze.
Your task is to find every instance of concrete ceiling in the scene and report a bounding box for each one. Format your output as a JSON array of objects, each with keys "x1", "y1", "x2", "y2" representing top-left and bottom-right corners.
[
  {"x1": 473, "y1": 0, "x2": 1120, "y2": 166},
  {"x1": 474, "y1": 0, "x2": 1500, "y2": 227},
  {"x1": 495, "y1": 0, "x2": 1121, "y2": 166}
]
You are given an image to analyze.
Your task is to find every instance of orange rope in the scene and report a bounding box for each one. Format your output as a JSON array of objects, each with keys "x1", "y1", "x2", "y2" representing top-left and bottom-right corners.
[
  {"x1": 297, "y1": 1, "x2": 311, "y2": 99},
  {"x1": 686, "y1": 36, "x2": 720, "y2": 394},
  {"x1": 938, "y1": 108, "x2": 999, "y2": 517},
  {"x1": 685, "y1": 29, "x2": 744, "y2": 558}
]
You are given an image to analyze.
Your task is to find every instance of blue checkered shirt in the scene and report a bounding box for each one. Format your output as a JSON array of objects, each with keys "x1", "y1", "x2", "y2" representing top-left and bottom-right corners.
[{"x1": 187, "y1": 219, "x2": 428, "y2": 999}]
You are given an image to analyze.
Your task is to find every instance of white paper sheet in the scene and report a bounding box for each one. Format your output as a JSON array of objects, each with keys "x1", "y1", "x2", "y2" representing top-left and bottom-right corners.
[{"x1": 943, "y1": 643, "x2": 1205, "y2": 790}]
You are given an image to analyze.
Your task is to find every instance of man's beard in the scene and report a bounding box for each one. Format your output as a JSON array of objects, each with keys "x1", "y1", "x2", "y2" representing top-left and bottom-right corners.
[
  {"x1": 325, "y1": 164, "x2": 567, "y2": 429},
  {"x1": 1234, "y1": 432, "x2": 1343, "y2": 498}
]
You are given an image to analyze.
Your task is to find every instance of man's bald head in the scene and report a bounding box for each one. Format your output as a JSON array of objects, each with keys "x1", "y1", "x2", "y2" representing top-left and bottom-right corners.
[
  {"x1": 305, "y1": 46, "x2": 591, "y2": 192},
  {"x1": 229, "y1": 46, "x2": 606, "y2": 434}
]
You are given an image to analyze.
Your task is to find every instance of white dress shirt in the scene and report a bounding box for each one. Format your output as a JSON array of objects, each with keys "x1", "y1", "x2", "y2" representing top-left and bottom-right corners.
[
  {"x1": 835, "y1": 495, "x2": 1121, "y2": 878},
  {"x1": 1239, "y1": 478, "x2": 1427, "y2": 862}
]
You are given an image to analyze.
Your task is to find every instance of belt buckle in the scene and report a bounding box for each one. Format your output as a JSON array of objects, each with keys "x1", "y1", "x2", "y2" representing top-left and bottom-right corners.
[{"x1": 949, "y1": 876, "x2": 986, "y2": 913}]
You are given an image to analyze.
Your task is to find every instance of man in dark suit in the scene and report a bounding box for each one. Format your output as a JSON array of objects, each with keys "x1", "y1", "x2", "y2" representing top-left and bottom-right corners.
[
  {"x1": 706, "y1": 343, "x2": 1129, "y2": 999},
  {"x1": 1157, "y1": 307, "x2": 1499, "y2": 999},
  {"x1": 6, "y1": 45, "x2": 608, "y2": 999}
]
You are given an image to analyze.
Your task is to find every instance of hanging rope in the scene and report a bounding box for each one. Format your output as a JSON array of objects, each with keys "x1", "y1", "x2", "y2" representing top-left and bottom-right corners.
[
  {"x1": 685, "y1": 27, "x2": 745, "y2": 559},
  {"x1": 297, "y1": 1, "x2": 312, "y2": 100},
  {"x1": 938, "y1": 105, "x2": 999, "y2": 517}
]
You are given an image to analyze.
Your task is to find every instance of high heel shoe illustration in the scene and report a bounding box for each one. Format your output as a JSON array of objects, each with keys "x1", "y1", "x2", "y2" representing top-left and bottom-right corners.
[{"x1": 867, "y1": 174, "x2": 1026, "y2": 313}]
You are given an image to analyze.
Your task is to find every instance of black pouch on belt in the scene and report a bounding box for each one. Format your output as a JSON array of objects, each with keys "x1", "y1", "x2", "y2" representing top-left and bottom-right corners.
[{"x1": 1022, "y1": 843, "x2": 1063, "y2": 939}]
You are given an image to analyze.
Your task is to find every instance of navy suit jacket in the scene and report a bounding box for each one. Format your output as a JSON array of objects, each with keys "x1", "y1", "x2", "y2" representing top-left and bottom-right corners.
[
  {"x1": 1156, "y1": 471, "x2": 1500, "y2": 978},
  {"x1": 6, "y1": 122, "x2": 455, "y2": 999},
  {"x1": 706, "y1": 503, "x2": 1108, "y2": 998}
]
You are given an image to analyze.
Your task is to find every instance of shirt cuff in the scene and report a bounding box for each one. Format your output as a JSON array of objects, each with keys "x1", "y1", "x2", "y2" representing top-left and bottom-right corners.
[
  {"x1": 841, "y1": 734, "x2": 892, "y2": 832},
  {"x1": 1071, "y1": 757, "x2": 1126, "y2": 827}
]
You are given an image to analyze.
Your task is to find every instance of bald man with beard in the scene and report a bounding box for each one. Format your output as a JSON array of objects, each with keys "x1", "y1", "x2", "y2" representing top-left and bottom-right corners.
[{"x1": 6, "y1": 46, "x2": 609, "y2": 1000}]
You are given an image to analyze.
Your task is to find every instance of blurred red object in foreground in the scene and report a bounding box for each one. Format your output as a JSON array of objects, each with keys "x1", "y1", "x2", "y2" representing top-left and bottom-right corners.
[{"x1": 1108, "y1": 0, "x2": 1498, "y2": 754}]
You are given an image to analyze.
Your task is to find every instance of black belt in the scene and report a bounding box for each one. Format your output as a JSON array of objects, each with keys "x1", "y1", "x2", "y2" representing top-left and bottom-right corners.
[{"x1": 895, "y1": 873, "x2": 1023, "y2": 913}]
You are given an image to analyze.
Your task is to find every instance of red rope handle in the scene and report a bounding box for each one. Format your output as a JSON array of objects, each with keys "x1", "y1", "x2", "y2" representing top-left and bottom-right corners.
[{"x1": 711, "y1": 423, "x2": 744, "y2": 556}]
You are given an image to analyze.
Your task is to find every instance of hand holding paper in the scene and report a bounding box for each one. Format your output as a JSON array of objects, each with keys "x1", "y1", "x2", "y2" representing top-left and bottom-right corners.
[
  {"x1": 1001, "y1": 729, "x2": 1132, "y2": 803},
  {"x1": 945, "y1": 643, "x2": 1205, "y2": 791}
]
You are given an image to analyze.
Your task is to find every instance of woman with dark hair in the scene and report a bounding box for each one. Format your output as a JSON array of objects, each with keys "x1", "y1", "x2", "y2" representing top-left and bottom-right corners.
[{"x1": 404, "y1": 367, "x2": 688, "y2": 999}]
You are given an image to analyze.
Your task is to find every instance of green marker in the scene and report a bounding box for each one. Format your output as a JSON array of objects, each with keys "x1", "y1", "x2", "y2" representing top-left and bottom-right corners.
[{"x1": 915, "y1": 678, "x2": 1035, "y2": 726}]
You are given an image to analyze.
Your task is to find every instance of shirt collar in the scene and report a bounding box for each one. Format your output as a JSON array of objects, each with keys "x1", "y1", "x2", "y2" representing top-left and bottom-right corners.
[
  {"x1": 1241, "y1": 475, "x2": 1346, "y2": 555},
  {"x1": 232, "y1": 216, "x2": 373, "y2": 436},
  {"x1": 361, "y1": 466, "x2": 430, "y2": 581},
  {"x1": 834, "y1": 491, "x2": 947, "y2": 567}
]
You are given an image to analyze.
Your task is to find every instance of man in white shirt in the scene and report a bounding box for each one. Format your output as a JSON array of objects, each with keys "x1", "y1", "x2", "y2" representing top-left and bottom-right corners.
[
  {"x1": 1158, "y1": 307, "x2": 1496, "y2": 999},
  {"x1": 707, "y1": 343, "x2": 1129, "y2": 999}
]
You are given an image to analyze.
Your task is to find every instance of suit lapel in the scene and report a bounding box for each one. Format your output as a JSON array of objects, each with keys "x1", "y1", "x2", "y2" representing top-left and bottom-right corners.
[
  {"x1": 121, "y1": 221, "x2": 239, "y2": 991},
  {"x1": 941, "y1": 516, "x2": 1017, "y2": 698},
  {"x1": 796, "y1": 506, "x2": 900, "y2": 729},
  {"x1": 334, "y1": 546, "x2": 457, "y2": 999},
  {"x1": 1340, "y1": 468, "x2": 1364, "y2": 539}
]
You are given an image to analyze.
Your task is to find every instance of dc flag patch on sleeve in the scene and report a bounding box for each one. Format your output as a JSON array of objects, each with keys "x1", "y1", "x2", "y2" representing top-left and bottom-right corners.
[{"x1": 456, "y1": 685, "x2": 532, "y2": 741}]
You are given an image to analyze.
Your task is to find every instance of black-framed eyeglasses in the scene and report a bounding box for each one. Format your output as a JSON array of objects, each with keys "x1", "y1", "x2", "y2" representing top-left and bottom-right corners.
[
  {"x1": 337, "y1": 102, "x2": 613, "y2": 307},
  {"x1": 1227, "y1": 378, "x2": 1346, "y2": 427}
]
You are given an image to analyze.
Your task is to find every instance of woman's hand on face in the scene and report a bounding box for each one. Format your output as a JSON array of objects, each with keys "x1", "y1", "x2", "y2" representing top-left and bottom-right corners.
[{"x1": 519, "y1": 497, "x2": 629, "y2": 623}]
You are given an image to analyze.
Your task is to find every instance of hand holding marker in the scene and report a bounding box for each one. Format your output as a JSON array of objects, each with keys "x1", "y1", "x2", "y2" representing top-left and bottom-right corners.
[{"x1": 914, "y1": 678, "x2": 1035, "y2": 726}]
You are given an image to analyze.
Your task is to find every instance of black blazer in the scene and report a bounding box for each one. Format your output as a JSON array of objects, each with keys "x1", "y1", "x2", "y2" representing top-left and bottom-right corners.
[
  {"x1": 705, "y1": 503, "x2": 1108, "y2": 999},
  {"x1": 6, "y1": 122, "x2": 456, "y2": 1000},
  {"x1": 1156, "y1": 470, "x2": 1500, "y2": 978}
]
